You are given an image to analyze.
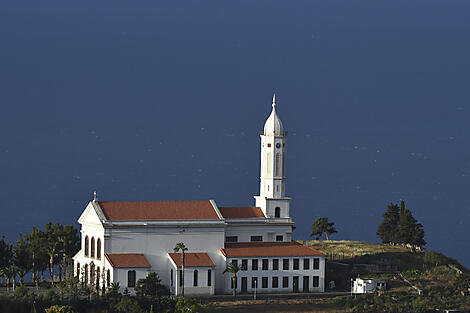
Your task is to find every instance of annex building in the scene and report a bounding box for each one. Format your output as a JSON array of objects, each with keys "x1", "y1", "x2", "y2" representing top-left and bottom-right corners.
[{"x1": 73, "y1": 95, "x2": 326, "y2": 295}]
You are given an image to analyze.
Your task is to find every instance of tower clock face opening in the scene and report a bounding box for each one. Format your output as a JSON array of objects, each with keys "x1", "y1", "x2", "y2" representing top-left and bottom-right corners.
[{"x1": 276, "y1": 143, "x2": 281, "y2": 148}]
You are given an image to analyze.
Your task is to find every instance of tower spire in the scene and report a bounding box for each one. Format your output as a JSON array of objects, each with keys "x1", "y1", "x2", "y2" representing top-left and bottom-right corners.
[{"x1": 272, "y1": 93, "x2": 276, "y2": 108}]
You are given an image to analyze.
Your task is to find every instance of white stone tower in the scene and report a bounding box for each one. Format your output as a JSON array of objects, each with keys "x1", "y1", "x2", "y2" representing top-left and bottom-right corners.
[{"x1": 254, "y1": 94, "x2": 291, "y2": 219}]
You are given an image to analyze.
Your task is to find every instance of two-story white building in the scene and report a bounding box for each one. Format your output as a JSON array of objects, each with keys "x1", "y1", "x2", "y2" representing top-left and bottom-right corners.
[{"x1": 73, "y1": 94, "x2": 326, "y2": 295}]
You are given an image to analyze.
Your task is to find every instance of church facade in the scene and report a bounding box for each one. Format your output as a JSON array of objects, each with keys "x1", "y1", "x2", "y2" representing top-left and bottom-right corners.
[{"x1": 73, "y1": 95, "x2": 326, "y2": 295}]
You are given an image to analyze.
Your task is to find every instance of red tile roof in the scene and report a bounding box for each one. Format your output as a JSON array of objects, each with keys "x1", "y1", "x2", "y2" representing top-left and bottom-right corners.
[
  {"x1": 105, "y1": 253, "x2": 151, "y2": 268},
  {"x1": 168, "y1": 252, "x2": 215, "y2": 267},
  {"x1": 221, "y1": 241, "x2": 326, "y2": 257},
  {"x1": 98, "y1": 201, "x2": 220, "y2": 221},
  {"x1": 218, "y1": 207, "x2": 265, "y2": 219}
]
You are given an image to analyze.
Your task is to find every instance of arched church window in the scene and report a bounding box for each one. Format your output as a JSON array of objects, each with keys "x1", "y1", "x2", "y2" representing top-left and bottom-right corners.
[
  {"x1": 275, "y1": 207, "x2": 281, "y2": 218},
  {"x1": 84, "y1": 264, "x2": 88, "y2": 285},
  {"x1": 128, "y1": 270, "x2": 136, "y2": 288},
  {"x1": 76, "y1": 262, "x2": 80, "y2": 277},
  {"x1": 107, "y1": 269, "x2": 111, "y2": 287},
  {"x1": 97, "y1": 238, "x2": 101, "y2": 260},
  {"x1": 171, "y1": 269, "x2": 174, "y2": 286},
  {"x1": 91, "y1": 237, "x2": 95, "y2": 258},
  {"x1": 84, "y1": 236, "x2": 89, "y2": 257},
  {"x1": 193, "y1": 270, "x2": 198, "y2": 287}
]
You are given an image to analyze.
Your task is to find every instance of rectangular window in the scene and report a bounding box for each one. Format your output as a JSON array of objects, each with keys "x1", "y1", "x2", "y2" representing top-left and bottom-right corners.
[
  {"x1": 232, "y1": 259, "x2": 238, "y2": 267},
  {"x1": 303, "y1": 258, "x2": 310, "y2": 270},
  {"x1": 241, "y1": 259, "x2": 248, "y2": 271},
  {"x1": 276, "y1": 235, "x2": 283, "y2": 242},
  {"x1": 207, "y1": 270, "x2": 212, "y2": 286},
  {"x1": 272, "y1": 277, "x2": 279, "y2": 288},
  {"x1": 250, "y1": 236, "x2": 263, "y2": 242},
  {"x1": 252, "y1": 259, "x2": 258, "y2": 271},
  {"x1": 272, "y1": 259, "x2": 279, "y2": 270},
  {"x1": 293, "y1": 259, "x2": 299, "y2": 270},
  {"x1": 313, "y1": 276, "x2": 319, "y2": 287},
  {"x1": 262, "y1": 277, "x2": 268, "y2": 288},
  {"x1": 282, "y1": 276, "x2": 289, "y2": 288},
  {"x1": 262, "y1": 259, "x2": 268, "y2": 271},
  {"x1": 313, "y1": 258, "x2": 320, "y2": 270},
  {"x1": 179, "y1": 270, "x2": 183, "y2": 287},
  {"x1": 251, "y1": 277, "x2": 258, "y2": 288},
  {"x1": 225, "y1": 236, "x2": 238, "y2": 242},
  {"x1": 283, "y1": 259, "x2": 289, "y2": 270}
]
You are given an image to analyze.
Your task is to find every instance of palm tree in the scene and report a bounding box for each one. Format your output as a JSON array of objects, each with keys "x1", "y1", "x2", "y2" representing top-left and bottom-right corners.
[
  {"x1": 223, "y1": 262, "x2": 242, "y2": 296},
  {"x1": 173, "y1": 242, "x2": 188, "y2": 297}
]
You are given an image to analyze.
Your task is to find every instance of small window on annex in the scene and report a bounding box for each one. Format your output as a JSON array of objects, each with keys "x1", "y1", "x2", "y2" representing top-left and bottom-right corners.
[
  {"x1": 276, "y1": 235, "x2": 283, "y2": 242},
  {"x1": 171, "y1": 269, "x2": 174, "y2": 286},
  {"x1": 193, "y1": 270, "x2": 198, "y2": 287},
  {"x1": 128, "y1": 270, "x2": 136, "y2": 288},
  {"x1": 207, "y1": 270, "x2": 212, "y2": 287},
  {"x1": 250, "y1": 236, "x2": 263, "y2": 242}
]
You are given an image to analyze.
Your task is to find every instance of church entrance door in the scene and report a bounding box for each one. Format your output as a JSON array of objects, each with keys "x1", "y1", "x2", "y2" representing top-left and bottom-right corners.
[{"x1": 241, "y1": 277, "x2": 247, "y2": 294}]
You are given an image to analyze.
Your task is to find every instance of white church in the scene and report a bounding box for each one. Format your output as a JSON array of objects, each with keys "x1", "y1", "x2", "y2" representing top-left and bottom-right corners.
[{"x1": 73, "y1": 95, "x2": 326, "y2": 295}]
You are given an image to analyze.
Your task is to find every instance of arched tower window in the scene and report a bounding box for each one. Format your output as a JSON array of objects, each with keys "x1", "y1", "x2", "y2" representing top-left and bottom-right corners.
[
  {"x1": 275, "y1": 207, "x2": 281, "y2": 218},
  {"x1": 84, "y1": 236, "x2": 89, "y2": 257},
  {"x1": 96, "y1": 238, "x2": 101, "y2": 260},
  {"x1": 193, "y1": 270, "x2": 198, "y2": 287},
  {"x1": 91, "y1": 237, "x2": 95, "y2": 258}
]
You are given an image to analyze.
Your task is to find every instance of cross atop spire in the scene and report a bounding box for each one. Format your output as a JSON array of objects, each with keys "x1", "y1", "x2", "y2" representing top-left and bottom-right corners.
[
  {"x1": 272, "y1": 93, "x2": 276, "y2": 108},
  {"x1": 93, "y1": 191, "x2": 97, "y2": 202}
]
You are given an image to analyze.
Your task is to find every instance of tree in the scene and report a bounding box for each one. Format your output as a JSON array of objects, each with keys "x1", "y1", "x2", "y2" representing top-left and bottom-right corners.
[
  {"x1": 25, "y1": 227, "x2": 48, "y2": 289},
  {"x1": 0, "y1": 236, "x2": 14, "y2": 290},
  {"x1": 13, "y1": 234, "x2": 32, "y2": 284},
  {"x1": 45, "y1": 223, "x2": 62, "y2": 285},
  {"x1": 377, "y1": 203, "x2": 400, "y2": 244},
  {"x1": 223, "y1": 262, "x2": 242, "y2": 296},
  {"x1": 135, "y1": 272, "x2": 166, "y2": 297},
  {"x1": 173, "y1": 242, "x2": 188, "y2": 297},
  {"x1": 377, "y1": 201, "x2": 425, "y2": 250},
  {"x1": 310, "y1": 217, "x2": 337, "y2": 240}
]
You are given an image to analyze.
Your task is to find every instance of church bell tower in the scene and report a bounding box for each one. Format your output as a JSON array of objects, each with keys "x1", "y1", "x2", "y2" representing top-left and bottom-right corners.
[{"x1": 254, "y1": 94, "x2": 291, "y2": 219}]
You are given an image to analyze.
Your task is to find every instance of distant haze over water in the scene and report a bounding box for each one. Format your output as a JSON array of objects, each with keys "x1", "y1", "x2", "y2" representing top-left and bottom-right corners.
[{"x1": 1, "y1": 1, "x2": 469, "y2": 267}]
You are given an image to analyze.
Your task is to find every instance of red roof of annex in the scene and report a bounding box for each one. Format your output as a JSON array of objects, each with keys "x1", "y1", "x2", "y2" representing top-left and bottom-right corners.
[
  {"x1": 220, "y1": 241, "x2": 326, "y2": 258},
  {"x1": 168, "y1": 252, "x2": 215, "y2": 267},
  {"x1": 105, "y1": 253, "x2": 151, "y2": 268}
]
